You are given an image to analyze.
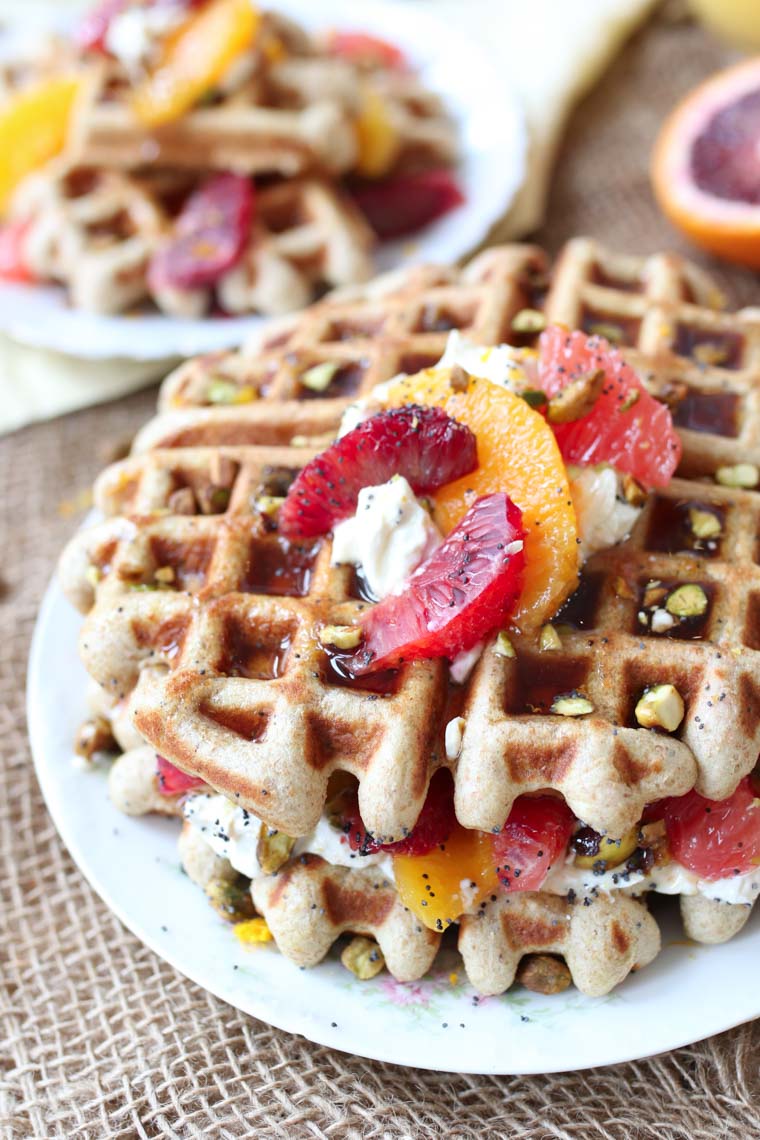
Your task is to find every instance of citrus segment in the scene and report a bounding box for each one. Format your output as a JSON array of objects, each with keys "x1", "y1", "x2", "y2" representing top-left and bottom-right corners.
[
  {"x1": 392, "y1": 822, "x2": 499, "y2": 931},
  {"x1": 652, "y1": 57, "x2": 760, "y2": 267},
  {"x1": 132, "y1": 0, "x2": 259, "y2": 127},
  {"x1": 0, "y1": 76, "x2": 82, "y2": 214},
  {"x1": 385, "y1": 369, "x2": 579, "y2": 631}
]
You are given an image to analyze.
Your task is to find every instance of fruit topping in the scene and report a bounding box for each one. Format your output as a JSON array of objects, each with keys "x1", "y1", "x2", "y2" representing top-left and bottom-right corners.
[
  {"x1": 131, "y1": 0, "x2": 259, "y2": 127},
  {"x1": 342, "y1": 767, "x2": 456, "y2": 856},
  {"x1": 0, "y1": 76, "x2": 82, "y2": 213},
  {"x1": 156, "y1": 754, "x2": 204, "y2": 796},
  {"x1": 652, "y1": 57, "x2": 760, "y2": 267},
  {"x1": 148, "y1": 172, "x2": 254, "y2": 290},
  {"x1": 279, "y1": 405, "x2": 477, "y2": 539},
  {"x1": 327, "y1": 31, "x2": 407, "y2": 71},
  {"x1": 538, "y1": 326, "x2": 682, "y2": 489},
  {"x1": 492, "y1": 795, "x2": 576, "y2": 892},
  {"x1": 393, "y1": 823, "x2": 499, "y2": 931},
  {"x1": 661, "y1": 775, "x2": 760, "y2": 880},
  {"x1": 349, "y1": 492, "x2": 525, "y2": 674},
  {"x1": 350, "y1": 169, "x2": 465, "y2": 239},
  {"x1": 75, "y1": 0, "x2": 127, "y2": 54},
  {"x1": 385, "y1": 368, "x2": 579, "y2": 630},
  {"x1": 0, "y1": 220, "x2": 34, "y2": 282},
  {"x1": 354, "y1": 87, "x2": 400, "y2": 179}
]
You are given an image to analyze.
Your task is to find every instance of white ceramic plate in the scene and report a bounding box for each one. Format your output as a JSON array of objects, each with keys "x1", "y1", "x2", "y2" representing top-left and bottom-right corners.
[
  {"x1": 0, "y1": 0, "x2": 525, "y2": 360},
  {"x1": 27, "y1": 571, "x2": 760, "y2": 1074}
]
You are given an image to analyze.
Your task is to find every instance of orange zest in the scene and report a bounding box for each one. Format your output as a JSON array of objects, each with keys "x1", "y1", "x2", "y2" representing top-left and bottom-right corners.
[
  {"x1": 392, "y1": 823, "x2": 499, "y2": 931},
  {"x1": 385, "y1": 368, "x2": 579, "y2": 631},
  {"x1": 0, "y1": 75, "x2": 81, "y2": 214},
  {"x1": 132, "y1": 0, "x2": 260, "y2": 128}
]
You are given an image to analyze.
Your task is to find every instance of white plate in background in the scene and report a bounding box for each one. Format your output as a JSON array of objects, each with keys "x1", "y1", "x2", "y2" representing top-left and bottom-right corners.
[{"x1": 0, "y1": 0, "x2": 526, "y2": 360}]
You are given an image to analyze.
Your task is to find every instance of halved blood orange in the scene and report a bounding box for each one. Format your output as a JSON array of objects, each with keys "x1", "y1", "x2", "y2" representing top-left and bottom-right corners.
[
  {"x1": 652, "y1": 57, "x2": 760, "y2": 267},
  {"x1": 385, "y1": 369, "x2": 579, "y2": 631}
]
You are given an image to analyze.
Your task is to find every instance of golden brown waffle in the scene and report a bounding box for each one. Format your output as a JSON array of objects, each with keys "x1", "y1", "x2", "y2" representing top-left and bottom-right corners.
[
  {"x1": 136, "y1": 236, "x2": 757, "y2": 460},
  {"x1": 12, "y1": 161, "x2": 374, "y2": 316}
]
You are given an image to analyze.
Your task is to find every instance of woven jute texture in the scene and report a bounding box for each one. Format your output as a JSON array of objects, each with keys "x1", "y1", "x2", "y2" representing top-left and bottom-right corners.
[{"x1": 3, "y1": 10, "x2": 760, "y2": 1139}]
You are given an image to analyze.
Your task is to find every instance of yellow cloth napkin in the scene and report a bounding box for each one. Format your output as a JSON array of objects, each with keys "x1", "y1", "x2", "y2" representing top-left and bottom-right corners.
[{"x1": 0, "y1": 0, "x2": 656, "y2": 435}]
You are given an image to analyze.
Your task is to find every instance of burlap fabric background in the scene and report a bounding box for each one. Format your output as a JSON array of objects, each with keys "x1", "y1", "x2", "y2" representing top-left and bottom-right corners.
[{"x1": 2, "y1": 10, "x2": 759, "y2": 1138}]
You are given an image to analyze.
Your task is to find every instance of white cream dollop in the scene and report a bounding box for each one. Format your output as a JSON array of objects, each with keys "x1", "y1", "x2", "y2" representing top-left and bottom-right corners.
[
  {"x1": 331, "y1": 474, "x2": 442, "y2": 601},
  {"x1": 568, "y1": 464, "x2": 641, "y2": 562},
  {"x1": 105, "y1": 6, "x2": 183, "y2": 75},
  {"x1": 436, "y1": 330, "x2": 530, "y2": 390},
  {"x1": 183, "y1": 793, "x2": 395, "y2": 881}
]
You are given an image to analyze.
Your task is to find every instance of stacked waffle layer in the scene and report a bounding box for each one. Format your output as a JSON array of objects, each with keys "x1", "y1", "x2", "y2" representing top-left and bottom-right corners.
[{"x1": 60, "y1": 238, "x2": 760, "y2": 995}]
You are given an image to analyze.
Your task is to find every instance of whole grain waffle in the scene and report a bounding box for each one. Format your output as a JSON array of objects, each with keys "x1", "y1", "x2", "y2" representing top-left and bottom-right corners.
[
  {"x1": 66, "y1": 26, "x2": 456, "y2": 180},
  {"x1": 136, "y1": 236, "x2": 760, "y2": 463},
  {"x1": 104, "y1": 750, "x2": 660, "y2": 994},
  {"x1": 12, "y1": 161, "x2": 374, "y2": 317}
]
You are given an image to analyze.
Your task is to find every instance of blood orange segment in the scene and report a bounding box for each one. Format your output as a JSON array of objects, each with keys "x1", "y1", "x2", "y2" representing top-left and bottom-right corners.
[
  {"x1": 351, "y1": 170, "x2": 465, "y2": 239},
  {"x1": 0, "y1": 220, "x2": 34, "y2": 282},
  {"x1": 492, "y1": 795, "x2": 575, "y2": 892},
  {"x1": 385, "y1": 369, "x2": 579, "y2": 631},
  {"x1": 663, "y1": 775, "x2": 760, "y2": 880},
  {"x1": 350, "y1": 493, "x2": 525, "y2": 673},
  {"x1": 279, "y1": 405, "x2": 477, "y2": 539},
  {"x1": 539, "y1": 327, "x2": 682, "y2": 489},
  {"x1": 148, "y1": 172, "x2": 254, "y2": 290},
  {"x1": 392, "y1": 823, "x2": 500, "y2": 931},
  {"x1": 327, "y1": 31, "x2": 407, "y2": 70},
  {"x1": 156, "y1": 754, "x2": 204, "y2": 796}
]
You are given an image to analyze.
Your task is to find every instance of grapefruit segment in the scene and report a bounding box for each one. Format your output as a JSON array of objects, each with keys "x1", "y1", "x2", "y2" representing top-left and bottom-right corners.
[
  {"x1": 652, "y1": 57, "x2": 760, "y2": 267},
  {"x1": 385, "y1": 369, "x2": 579, "y2": 631}
]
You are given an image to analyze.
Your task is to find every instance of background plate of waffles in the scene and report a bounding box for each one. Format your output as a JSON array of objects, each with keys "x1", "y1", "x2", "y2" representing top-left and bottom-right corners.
[
  {"x1": 0, "y1": 0, "x2": 525, "y2": 360},
  {"x1": 27, "y1": 582, "x2": 760, "y2": 1073}
]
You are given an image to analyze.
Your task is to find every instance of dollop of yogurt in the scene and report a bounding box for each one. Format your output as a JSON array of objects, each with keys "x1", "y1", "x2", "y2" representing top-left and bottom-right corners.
[
  {"x1": 105, "y1": 6, "x2": 185, "y2": 75},
  {"x1": 568, "y1": 464, "x2": 641, "y2": 562},
  {"x1": 435, "y1": 329, "x2": 531, "y2": 389},
  {"x1": 184, "y1": 793, "x2": 395, "y2": 881},
  {"x1": 331, "y1": 474, "x2": 442, "y2": 600}
]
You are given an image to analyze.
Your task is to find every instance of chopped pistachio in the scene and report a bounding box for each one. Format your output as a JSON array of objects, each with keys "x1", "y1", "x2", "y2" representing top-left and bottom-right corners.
[
  {"x1": 168, "y1": 486, "x2": 197, "y2": 515},
  {"x1": 520, "y1": 389, "x2": 548, "y2": 409},
  {"x1": 206, "y1": 874, "x2": 257, "y2": 923},
  {"x1": 614, "y1": 575, "x2": 635, "y2": 600},
  {"x1": 301, "y1": 361, "x2": 340, "y2": 392},
  {"x1": 643, "y1": 581, "x2": 667, "y2": 608},
  {"x1": 255, "y1": 495, "x2": 285, "y2": 517},
  {"x1": 550, "y1": 694, "x2": 594, "y2": 717},
  {"x1": 511, "y1": 308, "x2": 547, "y2": 334},
  {"x1": 154, "y1": 565, "x2": 175, "y2": 584},
  {"x1": 688, "y1": 507, "x2": 722, "y2": 539},
  {"x1": 635, "y1": 684, "x2": 685, "y2": 732},
  {"x1": 494, "y1": 631, "x2": 516, "y2": 658},
  {"x1": 444, "y1": 716, "x2": 466, "y2": 760},
  {"x1": 665, "y1": 583, "x2": 708, "y2": 618},
  {"x1": 85, "y1": 564, "x2": 101, "y2": 590},
  {"x1": 449, "y1": 363, "x2": 470, "y2": 392},
  {"x1": 693, "y1": 341, "x2": 729, "y2": 367},
  {"x1": 234, "y1": 917, "x2": 273, "y2": 945},
  {"x1": 619, "y1": 388, "x2": 640, "y2": 414},
  {"x1": 546, "y1": 369, "x2": 605, "y2": 424},
  {"x1": 574, "y1": 828, "x2": 639, "y2": 870},
  {"x1": 587, "y1": 321, "x2": 624, "y2": 344},
  {"x1": 341, "y1": 936, "x2": 386, "y2": 980},
  {"x1": 207, "y1": 377, "x2": 243, "y2": 404},
  {"x1": 516, "y1": 954, "x2": 572, "y2": 995},
  {"x1": 715, "y1": 463, "x2": 759, "y2": 489},
  {"x1": 319, "y1": 624, "x2": 362, "y2": 650},
  {"x1": 197, "y1": 484, "x2": 231, "y2": 514},
  {"x1": 540, "y1": 624, "x2": 562, "y2": 651},
  {"x1": 622, "y1": 473, "x2": 646, "y2": 506},
  {"x1": 74, "y1": 716, "x2": 116, "y2": 761},
  {"x1": 256, "y1": 827, "x2": 295, "y2": 874}
]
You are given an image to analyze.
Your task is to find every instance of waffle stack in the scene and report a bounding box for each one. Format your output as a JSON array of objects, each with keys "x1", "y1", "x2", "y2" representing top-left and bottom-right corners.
[
  {"x1": 60, "y1": 238, "x2": 760, "y2": 996},
  {"x1": 3, "y1": 2, "x2": 458, "y2": 316}
]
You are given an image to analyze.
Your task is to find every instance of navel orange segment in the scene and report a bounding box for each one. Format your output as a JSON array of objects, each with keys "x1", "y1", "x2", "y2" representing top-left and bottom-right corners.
[
  {"x1": 0, "y1": 75, "x2": 82, "y2": 214},
  {"x1": 384, "y1": 369, "x2": 579, "y2": 631},
  {"x1": 392, "y1": 822, "x2": 499, "y2": 931},
  {"x1": 132, "y1": 0, "x2": 259, "y2": 128}
]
